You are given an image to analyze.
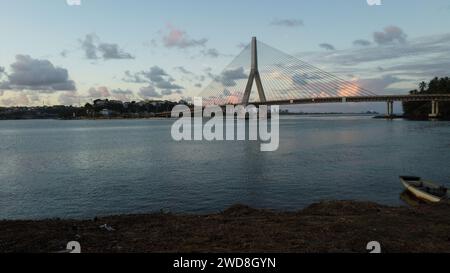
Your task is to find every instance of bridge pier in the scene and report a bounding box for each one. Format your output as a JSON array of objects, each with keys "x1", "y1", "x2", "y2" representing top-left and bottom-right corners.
[
  {"x1": 386, "y1": 100, "x2": 394, "y2": 118},
  {"x1": 242, "y1": 37, "x2": 267, "y2": 105},
  {"x1": 429, "y1": 100, "x2": 440, "y2": 118}
]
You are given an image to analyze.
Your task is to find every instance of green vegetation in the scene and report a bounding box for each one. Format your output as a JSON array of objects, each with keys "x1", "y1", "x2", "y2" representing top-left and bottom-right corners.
[
  {"x1": 0, "y1": 99, "x2": 188, "y2": 120},
  {"x1": 403, "y1": 77, "x2": 450, "y2": 119}
]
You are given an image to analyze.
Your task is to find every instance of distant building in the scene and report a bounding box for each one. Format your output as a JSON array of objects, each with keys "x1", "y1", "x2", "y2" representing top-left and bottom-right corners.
[{"x1": 99, "y1": 108, "x2": 113, "y2": 116}]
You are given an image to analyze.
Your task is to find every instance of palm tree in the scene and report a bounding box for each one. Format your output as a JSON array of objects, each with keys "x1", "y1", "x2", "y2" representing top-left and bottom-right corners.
[{"x1": 419, "y1": 81, "x2": 427, "y2": 93}]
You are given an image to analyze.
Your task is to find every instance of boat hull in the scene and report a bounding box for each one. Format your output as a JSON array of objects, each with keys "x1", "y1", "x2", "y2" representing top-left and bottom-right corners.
[{"x1": 400, "y1": 179, "x2": 442, "y2": 203}]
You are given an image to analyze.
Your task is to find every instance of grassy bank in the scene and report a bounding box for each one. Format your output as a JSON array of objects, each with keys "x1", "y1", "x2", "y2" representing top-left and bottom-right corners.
[{"x1": 1, "y1": 200, "x2": 450, "y2": 253}]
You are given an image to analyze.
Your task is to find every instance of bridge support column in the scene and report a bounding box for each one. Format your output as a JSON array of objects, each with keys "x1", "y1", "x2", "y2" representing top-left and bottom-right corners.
[
  {"x1": 242, "y1": 37, "x2": 267, "y2": 105},
  {"x1": 429, "y1": 100, "x2": 440, "y2": 118},
  {"x1": 386, "y1": 100, "x2": 394, "y2": 118}
]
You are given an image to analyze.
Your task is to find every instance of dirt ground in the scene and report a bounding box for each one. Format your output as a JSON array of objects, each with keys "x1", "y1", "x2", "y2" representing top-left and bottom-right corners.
[{"x1": 1, "y1": 200, "x2": 450, "y2": 253}]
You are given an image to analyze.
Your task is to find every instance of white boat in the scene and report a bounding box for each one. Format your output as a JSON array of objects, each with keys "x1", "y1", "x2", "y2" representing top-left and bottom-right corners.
[{"x1": 400, "y1": 176, "x2": 449, "y2": 203}]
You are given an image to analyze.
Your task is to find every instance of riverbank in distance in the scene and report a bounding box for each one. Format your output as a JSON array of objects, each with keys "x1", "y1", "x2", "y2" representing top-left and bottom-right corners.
[{"x1": 1, "y1": 200, "x2": 449, "y2": 253}]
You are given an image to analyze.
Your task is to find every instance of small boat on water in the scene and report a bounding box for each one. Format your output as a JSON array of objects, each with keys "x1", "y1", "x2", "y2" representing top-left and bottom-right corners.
[{"x1": 400, "y1": 176, "x2": 449, "y2": 203}]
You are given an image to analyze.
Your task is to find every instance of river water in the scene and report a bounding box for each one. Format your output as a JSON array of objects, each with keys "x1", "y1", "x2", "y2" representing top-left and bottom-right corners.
[{"x1": 1, "y1": 116, "x2": 449, "y2": 219}]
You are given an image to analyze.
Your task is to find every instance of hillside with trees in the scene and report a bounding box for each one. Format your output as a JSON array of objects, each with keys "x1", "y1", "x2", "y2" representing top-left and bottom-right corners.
[{"x1": 403, "y1": 77, "x2": 450, "y2": 120}]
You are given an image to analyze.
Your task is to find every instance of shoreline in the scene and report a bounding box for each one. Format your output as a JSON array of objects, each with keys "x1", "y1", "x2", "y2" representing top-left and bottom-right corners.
[{"x1": 1, "y1": 200, "x2": 450, "y2": 253}]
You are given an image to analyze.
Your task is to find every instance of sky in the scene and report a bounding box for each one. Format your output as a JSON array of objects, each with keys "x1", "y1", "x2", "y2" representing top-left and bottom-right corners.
[{"x1": 0, "y1": 0, "x2": 449, "y2": 112}]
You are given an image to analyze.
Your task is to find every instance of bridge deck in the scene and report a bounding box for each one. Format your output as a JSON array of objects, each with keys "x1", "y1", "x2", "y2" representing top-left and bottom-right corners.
[{"x1": 249, "y1": 94, "x2": 450, "y2": 106}]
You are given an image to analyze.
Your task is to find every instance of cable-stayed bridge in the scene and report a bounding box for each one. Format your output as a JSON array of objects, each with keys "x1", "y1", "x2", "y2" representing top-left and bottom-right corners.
[{"x1": 199, "y1": 37, "x2": 450, "y2": 118}]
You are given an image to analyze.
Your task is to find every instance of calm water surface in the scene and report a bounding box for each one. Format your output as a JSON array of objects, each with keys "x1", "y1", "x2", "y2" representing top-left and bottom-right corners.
[{"x1": 1, "y1": 116, "x2": 449, "y2": 219}]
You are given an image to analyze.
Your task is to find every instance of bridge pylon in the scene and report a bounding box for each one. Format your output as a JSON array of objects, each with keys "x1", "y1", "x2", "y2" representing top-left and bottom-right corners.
[{"x1": 241, "y1": 37, "x2": 267, "y2": 105}]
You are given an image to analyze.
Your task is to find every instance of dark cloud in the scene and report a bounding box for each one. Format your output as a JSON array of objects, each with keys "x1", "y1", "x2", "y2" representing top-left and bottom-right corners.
[
  {"x1": 125, "y1": 66, "x2": 184, "y2": 97},
  {"x1": 0, "y1": 66, "x2": 5, "y2": 76},
  {"x1": 373, "y1": 26, "x2": 407, "y2": 45},
  {"x1": 98, "y1": 43, "x2": 134, "y2": 59},
  {"x1": 80, "y1": 34, "x2": 98, "y2": 59},
  {"x1": 161, "y1": 89, "x2": 182, "y2": 96},
  {"x1": 79, "y1": 34, "x2": 134, "y2": 60},
  {"x1": 123, "y1": 70, "x2": 147, "y2": 83},
  {"x1": 353, "y1": 39, "x2": 371, "y2": 47},
  {"x1": 111, "y1": 88, "x2": 133, "y2": 95},
  {"x1": 139, "y1": 85, "x2": 162, "y2": 98},
  {"x1": 141, "y1": 66, "x2": 183, "y2": 90},
  {"x1": 1, "y1": 55, "x2": 75, "y2": 92},
  {"x1": 319, "y1": 43, "x2": 336, "y2": 51},
  {"x1": 142, "y1": 66, "x2": 168, "y2": 82},
  {"x1": 162, "y1": 25, "x2": 207, "y2": 49},
  {"x1": 270, "y1": 19, "x2": 303, "y2": 27},
  {"x1": 212, "y1": 67, "x2": 248, "y2": 87},
  {"x1": 155, "y1": 80, "x2": 183, "y2": 90}
]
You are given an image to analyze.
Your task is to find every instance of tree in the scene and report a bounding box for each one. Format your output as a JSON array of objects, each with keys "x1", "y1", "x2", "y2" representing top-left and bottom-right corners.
[
  {"x1": 419, "y1": 81, "x2": 427, "y2": 92},
  {"x1": 403, "y1": 77, "x2": 450, "y2": 120}
]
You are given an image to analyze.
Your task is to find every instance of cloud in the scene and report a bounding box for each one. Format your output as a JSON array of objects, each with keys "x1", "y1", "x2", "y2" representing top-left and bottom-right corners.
[
  {"x1": 111, "y1": 88, "x2": 134, "y2": 101},
  {"x1": 123, "y1": 70, "x2": 147, "y2": 83},
  {"x1": 80, "y1": 34, "x2": 98, "y2": 59},
  {"x1": 174, "y1": 66, "x2": 207, "y2": 84},
  {"x1": 211, "y1": 67, "x2": 248, "y2": 87},
  {"x1": 162, "y1": 25, "x2": 207, "y2": 49},
  {"x1": 88, "y1": 86, "x2": 110, "y2": 98},
  {"x1": 139, "y1": 85, "x2": 161, "y2": 98},
  {"x1": 306, "y1": 32, "x2": 450, "y2": 70},
  {"x1": 1, "y1": 93, "x2": 30, "y2": 106},
  {"x1": 125, "y1": 66, "x2": 184, "y2": 91},
  {"x1": 222, "y1": 89, "x2": 231, "y2": 96},
  {"x1": 97, "y1": 43, "x2": 134, "y2": 59},
  {"x1": 58, "y1": 91, "x2": 80, "y2": 105},
  {"x1": 111, "y1": 88, "x2": 133, "y2": 95},
  {"x1": 79, "y1": 33, "x2": 134, "y2": 60},
  {"x1": 373, "y1": 26, "x2": 407, "y2": 45},
  {"x1": 143, "y1": 66, "x2": 169, "y2": 83},
  {"x1": 1, "y1": 55, "x2": 76, "y2": 92},
  {"x1": 161, "y1": 89, "x2": 182, "y2": 96},
  {"x1": 291, "y1": 73, "x2": 322, "y2": 86},
  {"x1": 60, "y1": 50, "x2": 69, "y2": 58},
  {"x1": 201, "y1": 48, "x2": 220, "y2": 58},
  {"x1": 270, "y1": 19, "x2": 303, "y2": 27},
  {"x1": 125, "y1": 66, "x2": 184, "y2": 98},
  {"x1": 237, "y1": 42, "x2": 248, "y2": 49},
  {"x1": 319, "y1": 43, "x2": 336, "y2": 51},
  {"x1": 353, "y1": 39, "x2": 371, "y2": 47},
  {"x1": 355, "y1": 75, "x2": 403, "y2": 93},
  {"x1": 174, "y1": 66, "x2": 193, "y2": 75},
  {"x1": 155, "y1": 80, "x2": 183, "y2": 90}
]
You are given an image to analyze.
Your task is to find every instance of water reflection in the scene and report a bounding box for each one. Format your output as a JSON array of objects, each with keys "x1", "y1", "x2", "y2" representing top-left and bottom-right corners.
[
  {"x1": 0, "y1": 117, "x2": 449, "y2": 219},
  {"x1": 399, "y1": 190, "x2": 427, "y2": 207}
]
